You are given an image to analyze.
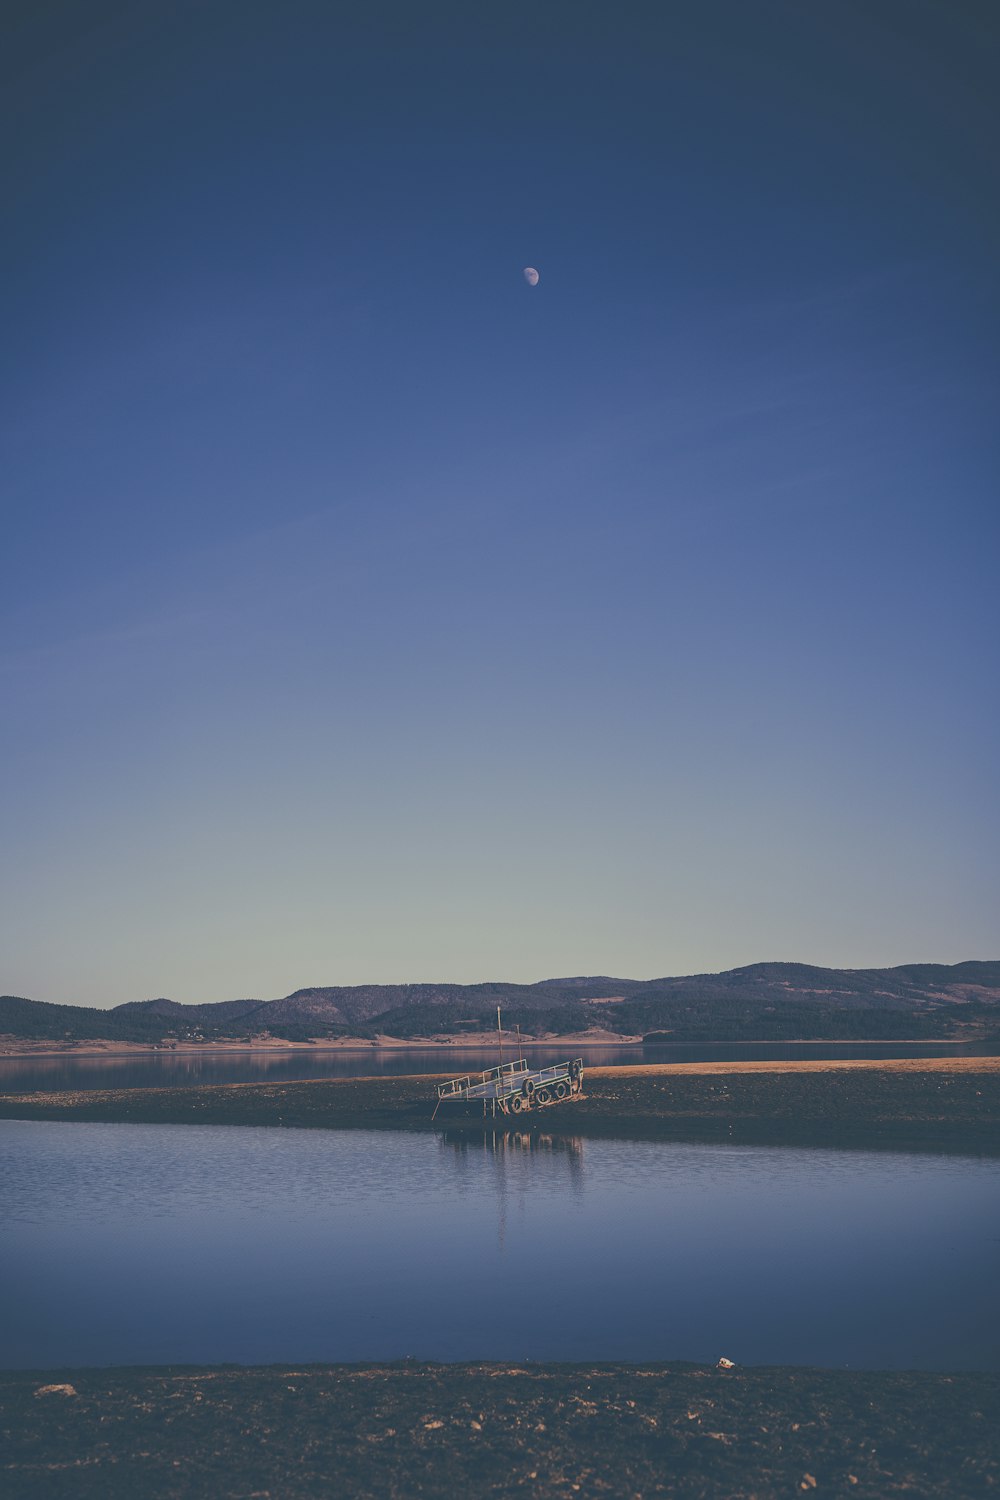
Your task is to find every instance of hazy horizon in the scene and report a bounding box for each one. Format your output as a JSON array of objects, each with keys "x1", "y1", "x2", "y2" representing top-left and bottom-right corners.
[{"x1": 3, "y1": 3, "x2": 997, "y2": 1011}]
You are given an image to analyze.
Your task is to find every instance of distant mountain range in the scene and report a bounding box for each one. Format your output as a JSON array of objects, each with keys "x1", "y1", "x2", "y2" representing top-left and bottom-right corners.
[{"x1": 2, "y1": 961, "x2": 999, "y2": 1046}]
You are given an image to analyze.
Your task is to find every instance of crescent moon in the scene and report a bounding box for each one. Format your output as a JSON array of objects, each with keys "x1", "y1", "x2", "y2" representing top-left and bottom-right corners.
[{"x1": 523, "y1": 267, "x2": 539, "y2": 286}]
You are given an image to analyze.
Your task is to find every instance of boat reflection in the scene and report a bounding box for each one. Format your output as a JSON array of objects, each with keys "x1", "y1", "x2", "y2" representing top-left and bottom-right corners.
[
  {"x1": 439, "y1": 1126, "x2": 584, "y2": 1164},
  {"x1": 437, "y1": 1128, "x2": 585, "y2": 1250}
]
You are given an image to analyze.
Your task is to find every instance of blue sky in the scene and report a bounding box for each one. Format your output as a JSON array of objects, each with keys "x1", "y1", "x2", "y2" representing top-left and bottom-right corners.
[{"x1": 2, "y1": 1, "x2": 998, "y2": 1006}]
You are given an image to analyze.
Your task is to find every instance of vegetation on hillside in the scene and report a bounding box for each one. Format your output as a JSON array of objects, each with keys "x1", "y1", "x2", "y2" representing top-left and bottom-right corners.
[
  {"x1": 0, "y1": 996, "x2": 180, "y2": 1044},
  {"x1": 3, "y1": 961, "x2": 998, "y2": 1046}
]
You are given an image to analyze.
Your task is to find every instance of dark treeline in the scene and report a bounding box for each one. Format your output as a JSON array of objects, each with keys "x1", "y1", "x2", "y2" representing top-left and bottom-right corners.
[
  {"x1": 0, "y1": 996, "x2": 183, "y2": 1044},
  {"x1": 369, "y1": 997, "x2": 982, "y2": 1044}
]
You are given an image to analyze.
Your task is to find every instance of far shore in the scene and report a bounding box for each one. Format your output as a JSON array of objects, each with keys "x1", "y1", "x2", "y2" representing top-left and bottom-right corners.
[
  {"x1": 0, "y1": 1031, "x2": 987, "y2": 1059},
  {"x1": 0, "y1": 1031, "x2": 643, "y2": 1057}
]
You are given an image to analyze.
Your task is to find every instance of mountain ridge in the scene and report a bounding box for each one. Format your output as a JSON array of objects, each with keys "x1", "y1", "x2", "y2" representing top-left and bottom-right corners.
[{"x1": 2, "y1": 961, "x2": 999, "y2": 1045}]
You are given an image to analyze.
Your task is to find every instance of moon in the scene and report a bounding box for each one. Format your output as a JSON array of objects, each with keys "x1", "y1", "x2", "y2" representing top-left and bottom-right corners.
[{"x1": 523, "y1": 266, "x2": 539, "y2": 286}]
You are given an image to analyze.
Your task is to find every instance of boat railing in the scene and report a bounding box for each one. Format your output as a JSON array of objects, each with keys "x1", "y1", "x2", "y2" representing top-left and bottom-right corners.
[
  {"x1": 436, "y1": 1057, "x2": 585, "y2": 1103},
  {"x1": 436, "y1": 1057, "x2": 531, "y2": 1101}
]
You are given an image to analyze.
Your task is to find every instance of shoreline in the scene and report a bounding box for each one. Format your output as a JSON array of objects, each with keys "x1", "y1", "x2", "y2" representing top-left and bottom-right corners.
[
  {"x1": 3, "y1": 1359, "x2": 997, "y2": 1499},
  {"x1": 3, "y1": 1057, "x2": 999, "y2": 1155},
  {"x1": 0, "y1": 1034, "x2": 645, "y2": 1058},
  {"x1": 0, "y1": 1033, "x2": 987, "y2": 1058}
]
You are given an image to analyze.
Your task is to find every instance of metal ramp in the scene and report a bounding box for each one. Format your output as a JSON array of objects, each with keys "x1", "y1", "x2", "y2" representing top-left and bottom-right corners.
[{"x1": 433, "y1": 1057, "x2": 584, "y2": 1120}]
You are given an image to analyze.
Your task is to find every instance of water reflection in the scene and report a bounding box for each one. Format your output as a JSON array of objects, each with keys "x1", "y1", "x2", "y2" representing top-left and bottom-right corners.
[
  {"x1": 438, "y1": 1130, "x2": 585, "y2": 1249},
  {"x1": 644, "y1": 1040, "x2": 999, "y2": 1062},
  {"x1": 0, "y1": 1045, "x2": 639, "y2": 1095},
  {"x1": 3, "y1": 1037, "x2": 994, "y2": 1095},
  {"x1": 2, "y1": 1120, "x2": 998, "y2": 1370},
  {"x1": 440, "y1": 1126, "x2": 584, "y2": 1163}
]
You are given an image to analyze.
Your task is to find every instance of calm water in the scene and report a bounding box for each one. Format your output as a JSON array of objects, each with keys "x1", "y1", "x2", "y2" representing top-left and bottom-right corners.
[
  {"x1": 2, "y1": 1120, "x2": 998, "y2": 1370},
  {"x1": 2, "y1": 1039, "x2": 994, "y2": 1094}
]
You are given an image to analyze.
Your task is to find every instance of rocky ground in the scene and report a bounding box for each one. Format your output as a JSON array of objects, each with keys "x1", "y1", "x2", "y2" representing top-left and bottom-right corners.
[
  {"x1": 3, "y1": 1361, "x2": 997, "y2": 1499},
  {"x1": 1, "y1": 1059, "x2": 998, "y2": 1154}
]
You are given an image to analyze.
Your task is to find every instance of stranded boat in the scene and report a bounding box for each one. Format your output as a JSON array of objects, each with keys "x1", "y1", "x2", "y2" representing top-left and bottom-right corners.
[{"x1": 432, "y1": 1055, "x2": 585, "y2": 1121}]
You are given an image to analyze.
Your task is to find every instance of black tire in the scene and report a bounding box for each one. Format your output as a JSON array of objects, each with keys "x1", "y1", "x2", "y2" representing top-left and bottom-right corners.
[
  {"x1": 510, "y1": 1093, "x2": 525, "y2": 1113},
  {"x1": 535, "y1": 1088, "x2": 551, "y2": 1106},
  {"x1": 523, "y1": 1078, "x2": 535, "y2": 1098},
  {"x1": 554, "y1": 1081, "x2": 569, "y2": 1101}
]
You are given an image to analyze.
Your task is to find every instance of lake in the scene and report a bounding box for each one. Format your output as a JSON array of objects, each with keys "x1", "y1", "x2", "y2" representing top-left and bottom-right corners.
[
  {"x1": 2, "y1": 1039, "x2": 994, "y2": 1094},
  {"x1": 2, "y1": 1120, "x2": 997, "y2": 1371}
]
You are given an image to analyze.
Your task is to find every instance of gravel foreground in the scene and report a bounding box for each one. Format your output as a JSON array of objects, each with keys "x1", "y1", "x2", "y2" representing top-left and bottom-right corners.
[
  {"x1": 3, "y1": 1361, "x2": 998, "y2": 1500},
  {"x1": 2, "y1": 1059, "x2": 998, "y2": 1154}
]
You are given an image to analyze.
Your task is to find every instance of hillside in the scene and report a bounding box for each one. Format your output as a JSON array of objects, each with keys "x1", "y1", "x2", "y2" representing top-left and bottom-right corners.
[
  {"x1": 2, "y1": 961, "x2": 999, "y2": 1046},
  {"x1": 0, "y1": 995, "x2": 181, "y2": 1045}
]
